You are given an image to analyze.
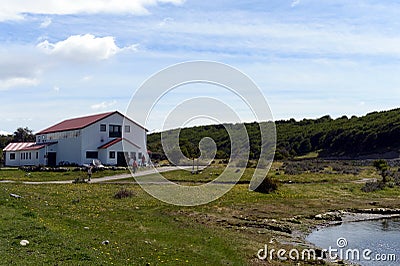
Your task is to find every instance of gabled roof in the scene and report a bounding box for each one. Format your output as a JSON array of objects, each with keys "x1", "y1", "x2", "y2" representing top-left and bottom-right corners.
[
  {"x1": 3, "y1": 142, "x2": 50, "y2": 151},
  {"x1": 4, "y1": 142, "x2": 36, "y2": 151},
  {"x1": 98, "y1": 138, "x2": 141, "y2": 149},
  {"x1": 37, "y1": 111, "x2": 147, "y2": 134},
  {"x1": 37, "y1": 111, "x2": 115, "y2": 134}
]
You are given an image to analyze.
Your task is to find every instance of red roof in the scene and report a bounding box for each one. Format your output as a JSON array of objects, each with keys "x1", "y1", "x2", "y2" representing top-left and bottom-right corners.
[
  {"x1": 4, "y1": 142, "x2": 36, "y2": 151},
  {"x1": 4, "y1": 142, "x2": 47, "y2": 151},
  {"x1": 37, "y1": 111, "x2": 147, "y2": 134},
  {"x1": 37, "y1": 111, "x2": 116, "y2": 134},
  {"x1": 98, "y1": 138, "x2": 141, "y2": 149}
]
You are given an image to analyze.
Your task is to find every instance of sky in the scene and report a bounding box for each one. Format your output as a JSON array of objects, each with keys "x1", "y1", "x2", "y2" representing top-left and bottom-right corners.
[{"x1": 1, "y1": 0, "x2": 400, "y2": 134}]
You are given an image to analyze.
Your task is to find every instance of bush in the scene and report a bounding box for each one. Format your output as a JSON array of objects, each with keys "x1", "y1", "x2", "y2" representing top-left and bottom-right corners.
[
  {"x1": 114, "y1": 188, "x2": 135, "y2": 199},
  {"x1": 252, "y1": 177, "x2": 279, "y2": 194},
  {"x1": 361, "y1": 181, "x2": 385, "y2": 192}
]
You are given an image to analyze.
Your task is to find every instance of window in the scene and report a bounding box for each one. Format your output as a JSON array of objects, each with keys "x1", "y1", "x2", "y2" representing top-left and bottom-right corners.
[
  {"x1": 29, "y1": 153, "x2": 31, "y2": 160},
  {"x1": 10, "y1": 153, "x2": 15, "y2": 160},
  {"x1": 100, "y1": 124, "x2": 106, "y2": 132},
  {"x1": 36, "y1": 152, "x2": 39, "y2": 159},
  {"x1": 138, "y1": 152, "x2": 142, "y2": 160},
  {"x1": 109, "y1": 125, "x2": 122, "y2": 138},
  {"x1": 109, "y1": 151, "x2": 115, "y2": 159},
  {"x1": 130, "y1": 152, "x2": 136, "y2": 160},
  {"x1": 86, "y1": 151, "x2": 98, "y2": 159},
  {"x1": 125, "y1": 125, "x2": 130, "y2": 133}
]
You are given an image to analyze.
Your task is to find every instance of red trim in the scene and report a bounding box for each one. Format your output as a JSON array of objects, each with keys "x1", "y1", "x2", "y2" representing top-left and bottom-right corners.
[
  {"x1": 21, "y1": 144, "x2": 46, "y2": 151},
  {"x1": 98, "y1": 138, "x2": 141, "y2": 149},
  {"x1": 98, "y1": 138, "x2": 122, "y2": 149}
]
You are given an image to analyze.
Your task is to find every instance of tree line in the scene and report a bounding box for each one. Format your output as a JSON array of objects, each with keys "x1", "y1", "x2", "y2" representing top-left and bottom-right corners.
[{"x1": 147, "y1": 108, "x2": 400, "y2": 161}]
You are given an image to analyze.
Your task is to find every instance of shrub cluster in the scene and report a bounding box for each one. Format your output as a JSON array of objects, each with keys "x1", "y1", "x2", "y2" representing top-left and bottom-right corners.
[
  {"x1": 361, "y1": 181, "x2": 386, "y2": 192},
  {"x1": 251, "y1": 177, "x2": 279, "y2": 194},
  {"x1": 114, "y1": 188, "x2": 135, "y2": 199},
  {"x1": 282, "y1": 160, "x2": 361, "y2": 176}
]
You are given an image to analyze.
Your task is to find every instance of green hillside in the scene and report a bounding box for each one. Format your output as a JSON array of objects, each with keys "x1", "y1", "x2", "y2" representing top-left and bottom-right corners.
[{"x1": 148, "y1": 108, "x2": 400, "y2": 161}]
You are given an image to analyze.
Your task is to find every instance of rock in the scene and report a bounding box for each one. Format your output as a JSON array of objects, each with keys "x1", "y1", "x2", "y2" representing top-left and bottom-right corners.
[
  {"x1": 84, "y1": 227, "x2": 89, "y2": 230},
  {"x1": 20, "y1": 240, "x2": 29, "y2": 246},
  {"x1": 315, "y1": 214, "x2": 323, "y2": 219},
  {"x1": 10, "y1": 193, "x2": 22, "y2": 199},
  {"x1": 102, "y1": 240, "x2": 109, "y2": 245}
]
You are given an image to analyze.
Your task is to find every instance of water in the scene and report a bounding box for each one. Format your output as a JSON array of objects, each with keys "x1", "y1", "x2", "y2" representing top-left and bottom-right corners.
[{"x1": 306, "y1": 218, "x2": 400, "y2": 266}]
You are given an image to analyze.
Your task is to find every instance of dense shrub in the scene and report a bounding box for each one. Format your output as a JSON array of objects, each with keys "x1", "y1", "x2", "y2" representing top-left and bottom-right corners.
[
  {"x1": 252, "y1": 177, "x2": 279, "y2": 194},
  {"x1": 114, "y1": 188, "x2": 135, "y2": 199},
  {"x1": 361, "y1": 181, "x2": 386, "y2": 192}
]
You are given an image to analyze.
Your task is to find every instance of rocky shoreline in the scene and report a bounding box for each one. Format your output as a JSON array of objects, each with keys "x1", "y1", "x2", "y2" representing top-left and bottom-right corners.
[
  {"x1": 297, "y1": 208, "x2": 400, "y2": 265},
  {"x1": 310, "y1": 208, "x2": 400, "y2": 228}
]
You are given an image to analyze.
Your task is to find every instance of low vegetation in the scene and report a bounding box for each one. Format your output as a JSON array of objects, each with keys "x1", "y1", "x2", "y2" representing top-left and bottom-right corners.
[
  {"x1": 0, "y1": 168, "x2": 129, "y2": 182},
  {"x1": 0, "y1": 161, "x2": 399, "y2": 265}
]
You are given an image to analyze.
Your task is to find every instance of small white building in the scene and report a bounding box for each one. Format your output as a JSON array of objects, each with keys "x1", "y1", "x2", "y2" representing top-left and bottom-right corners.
[{"x1": 3, "y1": 111, "x2": 148, "y2": 167}]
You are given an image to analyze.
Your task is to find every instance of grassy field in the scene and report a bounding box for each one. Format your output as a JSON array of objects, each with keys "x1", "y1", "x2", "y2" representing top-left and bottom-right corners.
[
  {"x1": 0, "y1": 164, "x2": 399, "y2": 265},
  {"x1": 0, "y1": 168, "x2": 129, "y2": 182}
]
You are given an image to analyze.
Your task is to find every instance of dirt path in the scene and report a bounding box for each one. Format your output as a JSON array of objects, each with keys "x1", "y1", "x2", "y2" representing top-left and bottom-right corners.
[
  {"x1": 352, "y1": 177, "x2": 377, "y2": 184},
  {"x1": 0, "y1": 166, "x2": 187, "y2": 185}
]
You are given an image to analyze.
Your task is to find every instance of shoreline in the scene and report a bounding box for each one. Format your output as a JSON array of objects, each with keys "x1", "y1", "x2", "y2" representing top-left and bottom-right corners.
[{"x1": 295, "y1": 208, "x2": 400, "y2": 265}]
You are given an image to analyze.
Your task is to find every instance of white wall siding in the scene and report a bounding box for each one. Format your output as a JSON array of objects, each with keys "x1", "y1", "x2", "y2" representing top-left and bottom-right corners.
[
  {"x1": 6, "y1": 112, "x2": 147, "y2": 167},
  {"x1": 4, "y1": 149, "x2": 45, "y2": 167},
  {"x1": 55, "y1": 137, "x2": 82, "y2": 165}
]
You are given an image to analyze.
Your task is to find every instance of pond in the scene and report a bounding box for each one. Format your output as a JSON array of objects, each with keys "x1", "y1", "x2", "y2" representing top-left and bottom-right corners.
[{"x1": 306, "y1": 218, "x2": 400, "y2": 265}]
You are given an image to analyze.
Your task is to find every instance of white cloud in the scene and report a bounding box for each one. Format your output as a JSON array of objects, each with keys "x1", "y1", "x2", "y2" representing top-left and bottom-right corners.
[
  {"x1": 39, "y1": 17, "x2": 52, "y2": 28},
  {"x1": 91, "y1": 100, "x2": 117, "y2": 110},
  {"x1": 0, "y1": 0, "x2": 185, "y2": 21},
  {"x1": 159, "y1": 17, "x2": 174, "y2": 27},
  {"x1": 0, "y1": 77, "x2": 39, "y2": 90},
  {"x1": 37, "y1": 34, "x2": 137, "y2": 62},
  {"x1": 291, "y1": 0, "x2": 301, "y2": 8},
  {"x1": 53, "y1": 86, "x2": 60, "y2": 92},
  {"x1": 0, "y1": 130, "x2": 12, "y2": 136},
  {"x1": 0, "y1": 47, "x2": 44, "y2": 90},
  {"x1": 81, "y1": 75, "x2": 93, "y2": 82}
]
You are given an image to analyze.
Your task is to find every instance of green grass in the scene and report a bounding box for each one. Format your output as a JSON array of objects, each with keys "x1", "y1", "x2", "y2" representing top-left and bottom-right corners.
[
  {"x1": 0, "y1": 183, "x2": 247, "y2": 265},
  {"x1": 0, "y1": 168, "x2": 129, "y2": 182},
  {"x1": 134, "y1": 164, "x2": 370, "y2": 185},
  {"x1": 0, "y1": 165, "x2": 399, "y2": 265}
]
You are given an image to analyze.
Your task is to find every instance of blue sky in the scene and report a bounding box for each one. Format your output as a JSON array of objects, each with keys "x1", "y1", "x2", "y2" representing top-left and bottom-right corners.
[{"x1": 1, "y1": 0, "x2": 400, "y2": 134}]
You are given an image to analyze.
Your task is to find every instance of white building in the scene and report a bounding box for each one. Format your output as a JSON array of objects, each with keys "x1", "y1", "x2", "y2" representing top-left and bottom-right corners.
[{"x1": 3, "y1": 111, "x2": 148, "y2": 167}]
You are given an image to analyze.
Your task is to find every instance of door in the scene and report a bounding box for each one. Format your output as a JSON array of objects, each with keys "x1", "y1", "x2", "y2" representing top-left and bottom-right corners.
[
  {"x1": 117, "y1": 152, "x2": 127, "y2": 167},
  {"x1": 47, "y1": 152, "x2": 57, "y2": 167}
]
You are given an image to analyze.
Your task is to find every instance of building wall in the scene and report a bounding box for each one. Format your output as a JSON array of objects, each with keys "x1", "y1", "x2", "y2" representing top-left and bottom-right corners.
[
  {"x1": 125, "y1": 118, "x2": 148, "y2": 162},
  {"x1": 81, "y1": 112, "x2": 148, "y2": 165},
  {"x1": 54, "y1": 137, "x2": 82, "y2": 165},
  {"x1": 4, "y1": 151, "x2": 20, "y2": 167},
  {"x1": 10, "y1": 112, "x2": 148, "y2": 167},
  {"x1": 4, "y1": 149, "x2": 46, "y2": 167},
  {"x1": 36, "y1": 129, "x2": 82, "y2": 165},
  {"x1": 99, "y1": 139, "x2": 141, "y2": 166}
]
